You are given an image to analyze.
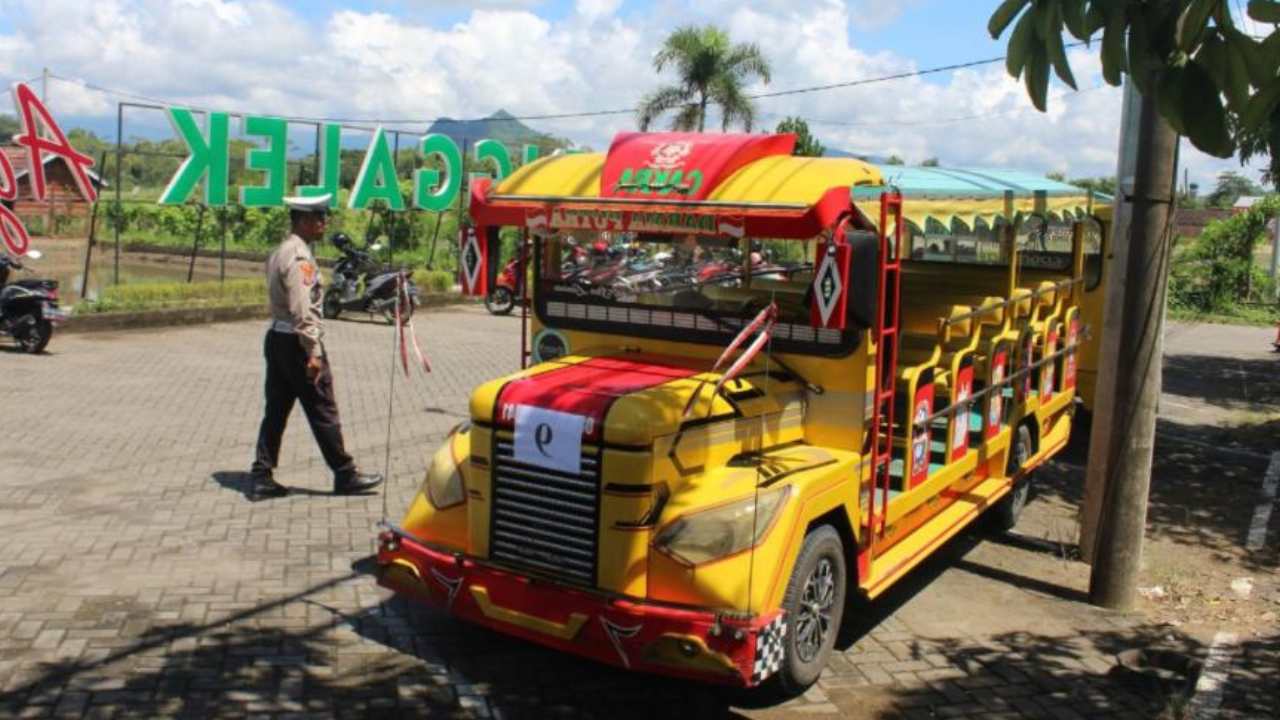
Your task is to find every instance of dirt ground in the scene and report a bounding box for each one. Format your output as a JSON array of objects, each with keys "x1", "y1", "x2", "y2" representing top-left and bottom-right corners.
[{"x1": 1041, "y1": 321, "x2": 1279, "y2": 639}]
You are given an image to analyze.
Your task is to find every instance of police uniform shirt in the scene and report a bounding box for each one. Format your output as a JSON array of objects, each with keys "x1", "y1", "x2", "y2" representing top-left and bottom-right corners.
[{"x1": 266, "y1": 233, "x2": 324, "y2": 358}]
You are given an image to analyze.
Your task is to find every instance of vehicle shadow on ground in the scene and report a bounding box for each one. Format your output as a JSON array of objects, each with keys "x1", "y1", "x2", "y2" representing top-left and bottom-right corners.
[
  {"x1": 0, "y1": 567, "x2": 755, "y2": 719},
  {"x1": 341, "y1": 557, "x2": 758, "y2": 718},
  {"x1": 0, "y1": 344, "x2": 51, "y2": 355},
  {"x1": 5, "y1": 550, "x2": 1270, "y2": 718}
]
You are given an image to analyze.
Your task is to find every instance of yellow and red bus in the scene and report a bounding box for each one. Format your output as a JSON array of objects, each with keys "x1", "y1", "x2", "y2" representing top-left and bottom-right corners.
[{"x1": 376, "y1": 132, "x2": 1108, "y2": 691}]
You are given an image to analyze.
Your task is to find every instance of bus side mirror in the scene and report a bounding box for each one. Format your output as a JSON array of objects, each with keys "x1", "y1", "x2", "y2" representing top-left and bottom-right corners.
[
  {"x1": 847, "y1": 230, "x2": 878, "y2": 329},
  {"x1": 810, "y1": 227, "x2": 877, "y2": 331}
]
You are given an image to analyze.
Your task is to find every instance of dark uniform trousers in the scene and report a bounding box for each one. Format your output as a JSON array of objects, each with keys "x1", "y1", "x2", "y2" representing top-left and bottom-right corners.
[{"x1": 252, "y1": 330, "x2": 356, "y2": 477}]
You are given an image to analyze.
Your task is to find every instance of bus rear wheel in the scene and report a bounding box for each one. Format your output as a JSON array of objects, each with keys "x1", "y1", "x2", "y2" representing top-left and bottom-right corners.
[
  {"x1": 991, "y1": 423, "x2": 1034, "y2": 532},
  {"x1": 773, "y1": 525, "x2": 846, "y2": 694}
]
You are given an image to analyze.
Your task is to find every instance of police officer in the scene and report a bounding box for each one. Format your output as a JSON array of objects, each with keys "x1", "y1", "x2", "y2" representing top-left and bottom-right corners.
[{"x1": 249, "y1": 194, "x2": 383, "y2": 498}]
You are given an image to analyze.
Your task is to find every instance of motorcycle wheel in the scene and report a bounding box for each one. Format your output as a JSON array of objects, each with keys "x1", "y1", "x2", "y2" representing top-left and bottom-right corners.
[
  {"x1": 382, "y1": 298, "x2": 414, "y2": 325},
  {"x1": 16, "y1": 318, "x2": 51, "y2": 354},
  {"x1": 322, "y1": 290, "x2": 342, "y2": 320},
  {"x1": 485, "y1": 287, "x2": 515, "y2": 316}
]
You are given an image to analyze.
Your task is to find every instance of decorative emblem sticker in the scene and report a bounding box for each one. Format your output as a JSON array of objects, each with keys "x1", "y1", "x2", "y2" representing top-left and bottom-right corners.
[
  {"x1": 812, "y1": 252, "x2": 844, "y2": 327},
  {"x1": 599, "y1": 616, "x2": 642, "y2": 668},
  {"x1": 647, "y1": 140, "x2": 693, "y2": 171}
]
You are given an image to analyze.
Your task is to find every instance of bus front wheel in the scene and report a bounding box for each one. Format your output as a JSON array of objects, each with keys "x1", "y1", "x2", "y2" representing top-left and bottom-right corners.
[
  {"x1": 991, "y1": 423, "x2": 1034, "y2": 532},
  {"x1": 774, "y1": 525, "x2": 846, "y2": 694}
]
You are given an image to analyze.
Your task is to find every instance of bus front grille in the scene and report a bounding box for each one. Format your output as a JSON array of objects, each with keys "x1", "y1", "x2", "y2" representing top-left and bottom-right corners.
[{"x1": 490, "y1": 439, "x2": 600, "y2": 587}]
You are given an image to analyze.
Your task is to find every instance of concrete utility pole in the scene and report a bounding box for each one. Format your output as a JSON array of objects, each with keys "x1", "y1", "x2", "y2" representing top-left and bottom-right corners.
[
  {"x1": 41, "y1": 67, "x2": 48, "y2": 103},
  {"x1": 1081, "y1": 78, "x2": 1179, "y2": 611},
  {"x1": 1079, "y1": 81, "x2": 1139, "y2": 561}
]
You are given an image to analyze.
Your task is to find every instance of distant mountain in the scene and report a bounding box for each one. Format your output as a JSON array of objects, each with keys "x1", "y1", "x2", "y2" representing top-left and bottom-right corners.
[
  {"x1": 822, "y1": 146, "x2": 887, "y2": 163},
  {"x1": 425, "y1": 110, "x2": 553, "y2": 148}
]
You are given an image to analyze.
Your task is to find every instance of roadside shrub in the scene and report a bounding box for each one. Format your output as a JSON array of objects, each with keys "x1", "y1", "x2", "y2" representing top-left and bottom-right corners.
[
  {"x1": 413, "y1": 268, "x2": 455, "y2": 293},
  {"x1": 1169, "y1": 196, "x2": 1280, "y2": 313},
  {"x1": 105, "y1": 201, "x2": 464, "y2": 275}
]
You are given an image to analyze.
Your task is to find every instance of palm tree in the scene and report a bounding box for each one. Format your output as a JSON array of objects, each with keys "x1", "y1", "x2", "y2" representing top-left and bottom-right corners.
[{"x1": 636, "y1": 26, "x2": 771, "y2": 133}]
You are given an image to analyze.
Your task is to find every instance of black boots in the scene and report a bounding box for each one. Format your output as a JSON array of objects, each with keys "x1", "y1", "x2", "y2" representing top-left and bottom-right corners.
[
  {"x1": 247, "y1": 469, "x2": 382, "y2": 497},
  {"x1": 251, "y1": 471, "x2": 290, "y2": 499},
  {"x1": 334, "y1": 470, "x2": 384, "y2": 495}
]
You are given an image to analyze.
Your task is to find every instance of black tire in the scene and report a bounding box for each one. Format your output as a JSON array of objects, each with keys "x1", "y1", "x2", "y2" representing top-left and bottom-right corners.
[
  {"x1": 991, "y1": 423, "x2": 1034, "y2": 532},
  {"x1": 485, "y1": 287, "x2": 515, "y2": 316},
  {"x1": 773, "y1": 525, "x2": 846, "y2": 694},
  {"x1": 382, "y1": 297, "x2": 414, "y2": 325},
  {"x1": 16, "y1": 317, "x2": 51, "y2": 354},
  {"x1": 322, "y1": 290, "x2": 341, "y2": 320}
]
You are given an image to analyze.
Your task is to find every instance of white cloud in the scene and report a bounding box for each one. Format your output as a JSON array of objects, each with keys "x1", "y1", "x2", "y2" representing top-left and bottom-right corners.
[
  {"x1": 847, "y1": 0, "x2": 924, "y2": 31},
  {"x1": 0, "y1": 0, "x2": 1264, "y2": 189}
]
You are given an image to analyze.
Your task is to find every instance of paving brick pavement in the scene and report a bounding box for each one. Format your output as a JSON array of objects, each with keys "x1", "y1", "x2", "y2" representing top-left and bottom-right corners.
[{"x1": 0, "y1": 310, "x2": 1259, "y2": 719}]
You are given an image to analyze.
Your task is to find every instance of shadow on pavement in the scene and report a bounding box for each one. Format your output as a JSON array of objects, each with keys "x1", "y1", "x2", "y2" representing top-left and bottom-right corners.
[
  {"x1": 211, "y1": 471, "x2": 377, "y2": 501},
  {"x1": 2, "y1": 548, "x2": 1272, "y2": 718},
  {"x1": 1162, "y1": 353, "x2": 1280, "y2": 414},
  {"x1": 1039, "y1": 415, "x2": 1278, "y2": 574}
]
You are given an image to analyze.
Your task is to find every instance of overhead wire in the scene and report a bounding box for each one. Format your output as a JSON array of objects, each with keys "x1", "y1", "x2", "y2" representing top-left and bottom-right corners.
[
  {"x1": 756, "y1": 84, "x2": 1110, "y2": 129},
  {"x1": 44, "y1": 42, "x2": 1093, "y2": 128}
]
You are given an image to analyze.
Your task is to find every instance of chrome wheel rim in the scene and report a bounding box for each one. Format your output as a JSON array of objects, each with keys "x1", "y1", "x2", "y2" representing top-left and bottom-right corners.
[{"x1": 794, "y1": 557, "x2": 836, "y2": 663}]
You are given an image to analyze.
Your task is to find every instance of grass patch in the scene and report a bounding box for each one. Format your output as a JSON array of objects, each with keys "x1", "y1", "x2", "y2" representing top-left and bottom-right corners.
[
  {"x1": 76, "y1": 273, "x2": 459, "y2": 315},
  {"x1": 77, "y1": 278, "x2": 267, "y2": 314},
  {"x1": 1168, "y1": 303, "x2": 1278, "y2": 327}
]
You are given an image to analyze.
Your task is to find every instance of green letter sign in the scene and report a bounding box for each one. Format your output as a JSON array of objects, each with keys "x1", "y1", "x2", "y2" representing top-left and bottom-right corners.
[
  {"x1": 413, "y1": 133, "x2": 462, "y2": 212},
  {"x1": 160, "y1": 108, "x2": 230, "y2": 206},
  {"x1": 349, "y1": 127, "x2": 404, "y2": 211},
  {"x1": 297, "y1": 123, "x2": 341, "y2": 206},
  {"x1": 239, "y1": 115, "x2": 288, "y2": 208},
  {"x1": 473, "y1": 139, "x2": 512, "y2": 181}
]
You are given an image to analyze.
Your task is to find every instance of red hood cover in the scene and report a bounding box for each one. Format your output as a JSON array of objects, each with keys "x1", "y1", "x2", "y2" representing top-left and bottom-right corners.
[
  {"x1": 600, "y1": 132, "x2": 796, "y2": 201},
  {"x1": 494, "y1": 355, "x2": 700, "y2": 442}
]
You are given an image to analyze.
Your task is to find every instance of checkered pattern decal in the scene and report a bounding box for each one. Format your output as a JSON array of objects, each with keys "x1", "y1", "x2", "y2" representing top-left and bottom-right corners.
[{"x1": 751, "y1": 612, "x2": 787, "y2": 685}]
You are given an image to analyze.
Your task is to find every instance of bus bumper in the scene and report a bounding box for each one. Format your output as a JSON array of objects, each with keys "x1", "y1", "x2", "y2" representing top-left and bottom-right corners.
[{"x1": 376, "y1": 529, "x2": 785, "y2": 687}]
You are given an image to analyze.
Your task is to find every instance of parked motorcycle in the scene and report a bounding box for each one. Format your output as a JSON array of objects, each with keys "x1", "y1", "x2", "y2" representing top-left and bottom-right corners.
[
  {"x1": 0, "y1": 250, "x2": 68, "y2": 353},
  {"x1": 322, "y1": 234, "x2": 419, "y2": 324},
  {"x1": 485, "y1": 242, "x2": 529, "y2": 316}
]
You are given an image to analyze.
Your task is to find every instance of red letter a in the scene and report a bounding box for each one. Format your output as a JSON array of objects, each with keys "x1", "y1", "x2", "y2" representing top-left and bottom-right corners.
[{"x1": 11, "y1": 82, "x2": 97, "y2": 203}]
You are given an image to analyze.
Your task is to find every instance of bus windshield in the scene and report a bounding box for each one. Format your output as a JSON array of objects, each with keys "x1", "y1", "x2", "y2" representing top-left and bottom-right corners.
[{"x1": 533, "y1": 230, "x2": 861, "y2": 356}]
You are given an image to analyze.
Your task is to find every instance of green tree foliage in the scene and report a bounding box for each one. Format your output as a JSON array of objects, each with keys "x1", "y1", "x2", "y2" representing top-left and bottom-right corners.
[
  {"x1": 1231, "y1": 112, "x2": 1279, "y2": 190},
  {"x1": 774, "y1": 117, "x2": 824, "y2": 156},
  {"x1": 1206, "y1": 169, "x2": 1265, "y2": 206},
  {"x1": 1170, "y1": 194, "x2": 1280, "y2": 310},
  {"x1": 921, "y1": 157, "x2": 941, "y2": 167},
  {"x1": 989, "y1": 0, "x2": 1280, "y2": 159},
  {"x1": 1069, "y1": 176, "x2": 1118, "y2": 195},
  {"x1": 0, "y1": 113, "x2": 19, "y2": 140},
  {"x1": 885, "y1": 155, "x2": 905, "y2": 165},
  {"x1": 637, "y1": 25, "x2": 772, "y2": 132}
]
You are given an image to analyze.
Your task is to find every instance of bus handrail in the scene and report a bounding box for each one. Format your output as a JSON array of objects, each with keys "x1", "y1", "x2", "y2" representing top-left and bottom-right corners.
[
  {"x1": 934, "y1": 277, "x2": 1081, "y2": 330},
  {"x1": 911, "y1": 337, "x2": 1080, "y2": 428}
]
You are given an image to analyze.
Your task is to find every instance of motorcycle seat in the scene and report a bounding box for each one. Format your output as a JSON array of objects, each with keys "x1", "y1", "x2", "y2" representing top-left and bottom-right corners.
[{"x1": 1, "y1": 285, "x2": 34, "y2": 302}]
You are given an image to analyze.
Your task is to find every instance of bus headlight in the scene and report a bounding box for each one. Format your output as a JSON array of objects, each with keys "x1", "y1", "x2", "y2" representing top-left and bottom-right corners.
[
  {"x1": 652, "y1": 486, "x2": 790, "y2": 566},
  {"x1": 425, "y1": 432, "x2": 466, "y2": 509}
]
